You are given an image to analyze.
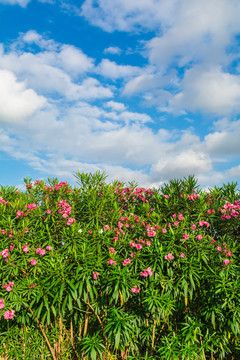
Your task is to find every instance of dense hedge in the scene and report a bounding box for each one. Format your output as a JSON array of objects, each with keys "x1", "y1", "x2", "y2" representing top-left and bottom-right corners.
[{"x1": 0, "y1": 171, "x2": 240, "y2": 359}]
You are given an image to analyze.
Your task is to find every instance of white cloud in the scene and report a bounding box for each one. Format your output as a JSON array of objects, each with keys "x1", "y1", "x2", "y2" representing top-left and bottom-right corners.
[
  {"x1": 79, "y1": 0, "x2": 240, "y2": 119},
  {"x1": 0, "y1": 38, "x2": 112, "y2": 101},
  {"x1": 80, "y1": 0, "x2": 176, "y2": 32},
  {"x1": 14, "y1": 31, "x2": 95, "y2": 75},
  {"x1": 204, "y1": 118, "x2": 240, "y2": 155},
  {"x1": 104, "y1": 101, "x2": 126, "y2": 111},
  {"x1": 151, "y1": 150, "x2": 212, "y2": 180},
  {"x1": 97, "y1": 59, "x2": 142, "y2": 79},
  {"x1": 104, "y1": 46, "x2": 122, "y2": 55},
  {"x1": 0, "y1": 0, "x2": 53, "y2": 6},
  {"x1": 57, "y1": 44, "x2": 95, "y2": 75},
  {"x1": 0, "y1": 0, "x2": 30, "y2": 6},
  {"x1": 171, "y1": 67, "x2": 240, "y2": 115},
  {"x1": 0, "y1": 69, "x2": 46, "y2": 123},
  {"x1": 147, "y1": 0, "x2": 240, "y2": 68}
]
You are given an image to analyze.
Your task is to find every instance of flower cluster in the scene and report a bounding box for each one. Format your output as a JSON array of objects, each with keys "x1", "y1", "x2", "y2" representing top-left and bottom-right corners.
[
  {"x1": 130, "y1": 285, "x2": 140, "y2": 293},
  {"x1": 107, "y1": 258, "x2": 117, "y2": 265},
  {"x1": 0, "y1": 196, "x2": 8, "y2": 205},
  {"x1": 165, "y1": 253, "x2": 174, "y2": 260},
  {"x1": 123, "y1": 258, "x2": 131, "y2": 266},
  {"x1": 92, "y1": 272, "x2": 99, "y2": 280},
  {"x1": 140, "y1": 267, "x2": 153, "y2": 277},
  {"x1": 0, "y1": 299, "x2": 4, "y2": 309},
  {"x1": 4, "y1": 310, "x2": 15, "y2": 319},
  {"x1": 22, "y1": 244, "x2": 29, "y2": 253},
  {"x1": 1, "y1": 248, "x2": 9, "y2": 258},
  {"x1": 3, "y1": 282, "x2": 14, "y2": 292},
  {"x1": 36, "y1": 248, "x2": 45, "y2": 256},
  {"x1": 30, "y1": 259, "x2": 37, "y2": 265}
]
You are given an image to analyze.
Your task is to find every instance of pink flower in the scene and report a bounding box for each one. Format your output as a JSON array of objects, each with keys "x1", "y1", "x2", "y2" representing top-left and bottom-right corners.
[
  {"x1": 30, "y1": 259, "x2": 37, "y2": 265},
  {"x1": 196, "y1": 235, "x2": 203, "y2": 240},
  {"x1": 123, "y1": 258, "x2": 131, "y2": 266},
  {"x1": 146, "y1": 267, "x2": 153, "y2": 276},
  {"x1": 178, "y1": 214, "x2": 184, "y2": 220},
  {"x1": 1, "y1": 249, "x2": 9, "y2": 258},
  {"x1": 39, "y1": 249, "x2": 45, "y2": 256},
  {"x1": 163, "y1": 195, "x2": 169, "y2": 199},
  {"x1": 165, "y1": 253, "x2": 174, "y2": 260},
  {"x1": 140, "y1": 267, "x2": 153, "y2": 277},
  {"x1": 174, "y1": 221, "x2": 179, "y2": 227},
  {"x1": 107, "y1": 258, "x2": 117, "y2": 265},
  {"x1": 67, "y1": 218, "x2": 75, "y2": 226},
  {"x1": 109, "y1": 247, "x2": 115, "y2": 254},
  {"x1": 161, "y1": 228, "x2": 167, "y2": 233},
  {"x1": 227, "y1": 251, "x2": 232, "y2": 257},
  {"x1": 22, "y1": 245, "x2": 29, "y2": 253},
  {"x1": 140, "y1": 270, "x2": 148, "y2": 277},
  {"x1": 36, "y1": 248, "x2": 41, "y2": 254},
  {"x1": 62, "y1": 213, "x2": 68, "y2": 218},
  {"x1": 223, "y1": 259, "x2": 230, "y2": 266},
  {"x1": 136, "y1": 244, "x2": 142, "y2": 250},
  {"x1": 180, "y1": 253, "x2": 185, "y2": 258},
  {"x1": 9, "y1": 282, "x2": 14, "y2": 287},
  {"x1": 16, "y1": 210, "x2": 25, "y2": 218},
  {"x1": 46, "y1": 210, "x2": 51, "y2": 214},
  {"x1": 131, "y1": 285, "x2": 140, "y2": 293},
  {"x1": 191, "y1": 225, "x2": 196, "y2": 230},
  {"x1": 46, "y1": 246, "x2": 52, "y2": 251},
  {"x1": 146, "y1": 241, "x2": 151, "y2": 246},
  {"x1": 104, "y1": 225, "x2": 110, "y2": 230},
  {"x1": 4, "y1": 310, "x2": 15, "y2": 319},
  {"x1": 0, "y1": 299, "x2": 4, "y2": 309},
  {"x1": 182, "y1": 233, "x2": 189, "y2": 240},
  {"x1": 92, "y1": 272, "x2": 99, "y2": 280},
  {"x1": 130, "y1": 252, "x2": 134, "y2": 258},
  {"x1": 217, "y1": 246, "x2": 222, "y2": 252},
  {"x1": 172, "y1": 214, "x2": 177, "y2": 219}
]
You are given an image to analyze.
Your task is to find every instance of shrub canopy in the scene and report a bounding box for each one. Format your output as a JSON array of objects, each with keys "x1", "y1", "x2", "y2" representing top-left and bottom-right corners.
[{"x1": 0, "y1": 172, "x2": 240, "y2": 359}]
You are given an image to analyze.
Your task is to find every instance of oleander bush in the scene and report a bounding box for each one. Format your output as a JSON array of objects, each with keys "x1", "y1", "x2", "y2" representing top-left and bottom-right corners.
[{"x1": 0, "y1": 171, "x2": 240, "y2": 359}]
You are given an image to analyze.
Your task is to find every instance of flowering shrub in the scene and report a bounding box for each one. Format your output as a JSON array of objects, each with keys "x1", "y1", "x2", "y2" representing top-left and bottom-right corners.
[{"x1": 0, "y1": 172, "x2": 240, "y2": 359}]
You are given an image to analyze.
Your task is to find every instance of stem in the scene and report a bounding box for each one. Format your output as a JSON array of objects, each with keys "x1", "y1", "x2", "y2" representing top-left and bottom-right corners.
[
  {"x1": 83, "y1": 304, "x2": 89, "y2": 337},
  {"x1": 58, "y1": 316, "x2": 63, "y2": 358},
  {"x1": 152, "y1": 319, "x2": 156, "y2": 350},
  {"x1": 200, "y1": 336, "x2": 206, "y2": 360},
  {"x1": 79, "y1": 322, "x2": 83, "y2": 338},
  {"x1": 29, "y1": 307, "x2": 57, "y2": 360},
  {"x1": 70, "y1": 318, "x2": 80, "y2": 360},
  {"x1": 87, "y1": 302, "x2": 109, "y2": 347}
]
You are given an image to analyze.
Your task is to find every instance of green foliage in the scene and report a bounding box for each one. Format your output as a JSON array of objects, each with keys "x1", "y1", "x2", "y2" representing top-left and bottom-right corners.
[{"x1": 0, "y1": 172, "x2": 240, "y2": 359}]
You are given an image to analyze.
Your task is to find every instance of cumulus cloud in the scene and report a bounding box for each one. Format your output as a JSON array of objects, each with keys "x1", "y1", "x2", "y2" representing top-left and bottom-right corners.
[
  {"x1": 204, "y1": 118, "x2": 240, "y2": 155},
  {"x1": 97, "y1": 59, "x2": 142, "y2": 79},
  {"x1": 147, "y1": 0, "x2": 240, "y2": 68},
  {"x1": 104, "y1": 46, "x2": 122, "y2": 55},
  {"x1": 80, "y1": 0, "x2": 176, "y2": 32},
  {"x1": 104, "y1": 101, "x2": 126, "y2": 111},
  {"x1": 0, "y1": 0, "x2": 30, "y2": 6},
  {"x1": 151, "y1": 150, "x2": 212, "y2": 181},
  {"x1": 79, "y1": 0, "x2": 240, "y2": 119},
  {"x1": 0, "y1": 36, "x2": 111, "y2": 101},
  {"x1": 170, "y1": 67, "x2": 240, "y2": 115},
  {"x1": 0, "y1": 69, "x2": 46, "y2": 123}
]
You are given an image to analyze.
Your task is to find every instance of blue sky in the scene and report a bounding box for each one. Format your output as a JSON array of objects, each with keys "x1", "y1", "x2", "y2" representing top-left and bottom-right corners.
[{"x1": 1, "y1": 0, "x2": 240, "y2": 189}]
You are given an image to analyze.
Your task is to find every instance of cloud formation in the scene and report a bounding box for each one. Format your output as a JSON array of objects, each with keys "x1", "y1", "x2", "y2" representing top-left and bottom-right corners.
[{"x1": 0, "y1": 69, "x2": 46, "y2": 123}]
